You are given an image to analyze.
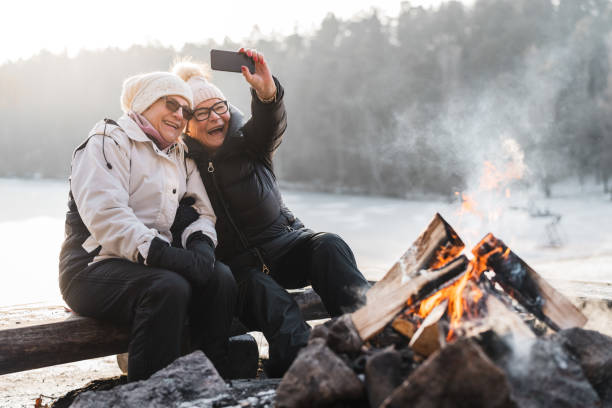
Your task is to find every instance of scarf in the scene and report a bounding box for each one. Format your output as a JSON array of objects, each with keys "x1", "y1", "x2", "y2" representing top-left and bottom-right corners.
[{"x1": 129, "y1": 111, "x2": 174, "y2": 150}]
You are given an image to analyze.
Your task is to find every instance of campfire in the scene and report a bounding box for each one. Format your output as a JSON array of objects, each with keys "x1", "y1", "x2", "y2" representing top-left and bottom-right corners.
[{"x1": 275, "y1": 214, "x2": 611, "y2": 408}]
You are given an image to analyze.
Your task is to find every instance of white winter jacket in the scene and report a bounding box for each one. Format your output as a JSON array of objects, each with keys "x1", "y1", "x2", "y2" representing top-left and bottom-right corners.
[{"x1": 70, "y1": 114, "x2": 217, "y2": 265}]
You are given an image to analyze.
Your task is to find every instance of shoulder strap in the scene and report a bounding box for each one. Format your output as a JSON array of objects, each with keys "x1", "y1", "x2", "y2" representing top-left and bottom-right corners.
[
  {"x1": 74, "y1": 118, "x2": 123, "y2": 170},
  {"x1": 104, "y1": 118, "x2": 119, "y2": 127}
]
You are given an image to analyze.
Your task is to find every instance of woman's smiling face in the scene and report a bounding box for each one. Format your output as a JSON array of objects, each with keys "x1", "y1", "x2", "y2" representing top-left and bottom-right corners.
[
  {"x1": 142, "y1": 95, "x2": 190, "y2": 144},
  {"x1": 187, "y1": 98, "x2": 231, "y2": 152}
]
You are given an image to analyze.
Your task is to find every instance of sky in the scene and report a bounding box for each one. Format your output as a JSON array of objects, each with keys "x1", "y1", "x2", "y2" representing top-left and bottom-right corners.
[{"x1": 1, "y1": 0, "x2": 455, "y2": 64}]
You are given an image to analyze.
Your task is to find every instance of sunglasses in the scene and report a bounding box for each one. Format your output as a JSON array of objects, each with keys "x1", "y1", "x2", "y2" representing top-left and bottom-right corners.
[{"x1": 163, "y1": 96, "x2": 193, "y2": 120}]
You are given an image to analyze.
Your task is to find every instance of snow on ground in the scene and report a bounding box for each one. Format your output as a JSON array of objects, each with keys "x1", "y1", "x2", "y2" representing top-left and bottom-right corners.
[{"x1": 1, "y1": 177, "x2": 611, "y2": 307}]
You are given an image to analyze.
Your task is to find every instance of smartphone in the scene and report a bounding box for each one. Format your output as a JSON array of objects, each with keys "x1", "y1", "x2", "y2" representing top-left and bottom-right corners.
[{"x1": 210, "y1": 49, "x2": 255, "y2": 74}]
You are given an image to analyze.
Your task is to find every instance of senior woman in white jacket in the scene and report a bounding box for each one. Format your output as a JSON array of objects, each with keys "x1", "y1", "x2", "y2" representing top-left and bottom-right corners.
[{"x1": 59, "y1": 71, "x2": 237, "y2": 381}]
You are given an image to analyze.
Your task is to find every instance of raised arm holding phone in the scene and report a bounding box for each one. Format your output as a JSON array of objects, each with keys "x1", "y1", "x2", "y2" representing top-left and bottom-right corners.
[{"x1": 173, "y1": 48, "x2": 371, "y2": 377}]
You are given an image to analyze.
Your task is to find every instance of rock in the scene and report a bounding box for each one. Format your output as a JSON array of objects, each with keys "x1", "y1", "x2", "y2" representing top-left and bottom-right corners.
[
  {"x1": 327, "y1": 314, "x2": 363, "y2": 355},
  {"x1": 113, "y1": 333, "x2": 258, "y2": 381},
  {"x1": 275, "y1": 338, "x2": 365, "y2": 407},
  {"x1": 381, "y1": 338, "x2": 515, "y2": 408},
  {"x1": 71, "y1": 351, "x2": 232, "y2": 408},
  {"x1": 177, "y1": 379, "x2": 281, "y2": 408},
  {"x1": 486, "y1": 334, "x2": 601, "y2": 408},
  {"x1": 308, "y1": 314, "x2": 364, "y2": 355},
  {"x1": 309, "y1": 322, "x2": 330, "y2": 342},
  {"x1": 227, "y1": 378, "x2": 280, "y2": 400},
  {"x1": 50, "y1": 376, "x2": 127, "y2": 408},
  {"x1": 365, "y1": 347, "x2": 403, "y2": 408},
  {"x1": 556, "y1": 328, "x2": 612, "y2": 406}
]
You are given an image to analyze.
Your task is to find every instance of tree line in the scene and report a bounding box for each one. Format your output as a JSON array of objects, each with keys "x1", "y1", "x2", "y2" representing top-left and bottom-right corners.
[{"x1": 1, "y1": 0, "x2": 610, "y2": 197}]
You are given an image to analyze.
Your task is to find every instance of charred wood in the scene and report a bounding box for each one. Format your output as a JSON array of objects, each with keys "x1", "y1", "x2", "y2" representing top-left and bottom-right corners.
[{"x1": 474, "y1": 233, "x2": 587, "y2": 331}]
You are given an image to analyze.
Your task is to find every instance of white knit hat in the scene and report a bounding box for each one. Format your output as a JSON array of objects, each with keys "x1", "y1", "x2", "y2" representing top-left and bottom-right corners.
[
  {"x1": 120, "y1": 71, "x2": 194, "y2": 114},
  {"x1": 172, "y1": 61, "x2": 226, "y2": 107}
]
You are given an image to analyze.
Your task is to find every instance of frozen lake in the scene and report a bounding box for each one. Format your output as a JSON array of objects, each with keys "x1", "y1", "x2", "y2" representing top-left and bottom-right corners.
[{"x1": 1, "y1": 177, "x2": 611, "y2": 307}]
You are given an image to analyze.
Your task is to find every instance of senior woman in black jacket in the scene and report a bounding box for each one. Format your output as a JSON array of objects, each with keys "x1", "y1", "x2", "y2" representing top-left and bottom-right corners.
[{"x1": 173, "y1": 49, "x2": 370, "y2": 376}]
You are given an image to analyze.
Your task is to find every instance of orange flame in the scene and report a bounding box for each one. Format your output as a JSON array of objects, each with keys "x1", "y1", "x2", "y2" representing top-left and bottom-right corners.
[
  {"x1": 458, "y1": 192, "x2": 481, "y2": 217},
  {"x1": 414, "y1": 238, "x2": 504, "y2": 340},
  {"x1": 429, "y1": 243, "x2": 464, "y2": 270},
  {"x1": 456, "y1": 150, "x2": 525, "y2": 220}
]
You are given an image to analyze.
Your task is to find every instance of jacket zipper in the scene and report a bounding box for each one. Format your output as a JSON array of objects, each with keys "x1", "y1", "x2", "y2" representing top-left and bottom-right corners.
[{"x1": 208, "y1": 158, "x2": 270, "y2": 275}]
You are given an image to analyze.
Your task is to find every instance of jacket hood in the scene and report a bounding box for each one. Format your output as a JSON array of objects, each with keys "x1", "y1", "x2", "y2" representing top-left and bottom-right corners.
[{"x1": 227, "y1": 104, "x2": 246, "y2": 139}]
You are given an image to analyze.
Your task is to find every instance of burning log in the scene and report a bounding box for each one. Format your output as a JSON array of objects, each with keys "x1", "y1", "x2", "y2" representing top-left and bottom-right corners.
[
  {"x1": 352, "y1": 252, "x2": 468, "y2": 341},
  {"x1": 285, "y1": 216, "x2": 605, "y2": 408},
  {"x1": 351, "y1": 213, "x2": 464, "y2": 341},
  {"x1": 481, "y1": 291, "x2": 535, "y2": 339},
  {"x1": 390, "y1": 316, "x2": 416, "y2": 339},
  {"x1": 408, "y1": 300, "x2": 447, "y2": 357},
  {"x1": 474, "y1": 233, "x2": 587, "y2": 331},
  {"x1": 364, "y1": 213, "x2": 464, "y2": 304}
]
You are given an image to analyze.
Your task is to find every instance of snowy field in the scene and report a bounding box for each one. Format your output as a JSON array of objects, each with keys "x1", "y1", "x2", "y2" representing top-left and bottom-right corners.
[{"x1": 0, "y1": 177, "x2": 611, "y2": 307}]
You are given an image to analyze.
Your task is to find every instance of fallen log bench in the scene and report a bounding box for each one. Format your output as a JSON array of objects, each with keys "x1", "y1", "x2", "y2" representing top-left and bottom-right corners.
[{"x1": 0, "y1": 287, "x2": 331, "y2": 376}]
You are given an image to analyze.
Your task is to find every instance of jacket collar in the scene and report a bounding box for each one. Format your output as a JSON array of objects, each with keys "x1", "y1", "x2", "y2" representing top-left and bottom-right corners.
[
  {"x1": 226, "y1": 104, "x2": 246, "y2": 140},
  {"x1": 117, "y1": 114, "x2": 155, "y2": 143}
]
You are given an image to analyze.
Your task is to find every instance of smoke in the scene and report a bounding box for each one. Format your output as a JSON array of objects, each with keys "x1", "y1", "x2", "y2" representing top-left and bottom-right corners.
[
  {"x1": 388, "y1": 36, "x2": 597, "y2": 245},
  {"x1": 391, "y1": 32, "x2": 592, "y2": 190}
]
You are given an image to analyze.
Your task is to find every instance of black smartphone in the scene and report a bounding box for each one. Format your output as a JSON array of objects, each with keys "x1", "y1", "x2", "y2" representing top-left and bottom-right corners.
[{"x1": 210, "y1": 49, "x2": 255, "y2": 74}]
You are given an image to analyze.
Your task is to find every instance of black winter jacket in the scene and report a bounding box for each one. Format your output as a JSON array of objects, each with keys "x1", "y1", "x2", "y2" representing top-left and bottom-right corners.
[{"x1": 184, "y1": 78, "x2": 313, "y2": 271}]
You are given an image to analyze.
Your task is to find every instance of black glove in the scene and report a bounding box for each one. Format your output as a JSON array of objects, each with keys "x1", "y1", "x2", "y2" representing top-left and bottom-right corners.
[
  {"x1": 186, "y1": 231, "x2": 216, "y2": 264},
  {"x1": 146, "y1": 236, "x2": 214, "y2": 287},
  {"x1": 170, "y1": 196, "x2": 200, "y2": 247}
]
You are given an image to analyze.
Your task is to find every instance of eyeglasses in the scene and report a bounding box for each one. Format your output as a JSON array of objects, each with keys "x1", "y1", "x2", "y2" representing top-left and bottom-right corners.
[
  {"x1": 163, "y1": 96, "x2": 193, "y2": 120},
  {"x1": 192, "y1": 100, "x2": 229, "y2": 121}
]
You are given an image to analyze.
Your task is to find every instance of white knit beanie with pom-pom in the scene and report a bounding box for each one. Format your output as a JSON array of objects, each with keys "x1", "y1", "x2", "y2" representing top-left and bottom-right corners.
[
  {"x1": 172, "y1": 61, "x2": 226, "y2": 108},
  {"x1": 120, "y1": 71, "x2": 193, "y2": 114}
]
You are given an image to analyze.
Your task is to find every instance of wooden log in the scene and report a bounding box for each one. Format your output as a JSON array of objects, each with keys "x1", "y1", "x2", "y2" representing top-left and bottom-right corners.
[
  {"x1": 364, "y1": 213, "x2": 464, "y2": 305},
  {"x1": 391, "y1": 316, "x2": 416, "y2": 339},
  {"x1": 352, "y1": 214, "x2": 464, "y2": 341},
  {"x1": 473, "y1": 233, "x2": 587, "y2": 331},
  {"x1": 352, "y1": 253, "x2": 468, "y2": 341},
  {"x1": 451, "y1": 277, "x2": 535, "y2": 339},
  {"x1": 482, "y1": 292, "x2": 535, "y2": 339},
  {"x1": 409, "y1": 300, "x2": 447, "y2": 357},
  {"x1": 0, "y1": 288, "x2": 329, "y2": 375},
  {"x1": 0, "y1": 317, "x2": 129, "y2": 375}
]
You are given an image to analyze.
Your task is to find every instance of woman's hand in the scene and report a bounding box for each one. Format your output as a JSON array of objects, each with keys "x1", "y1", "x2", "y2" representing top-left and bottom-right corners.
[{"x1": 239, "y1": 47, "x2": 277, "y2": 102}]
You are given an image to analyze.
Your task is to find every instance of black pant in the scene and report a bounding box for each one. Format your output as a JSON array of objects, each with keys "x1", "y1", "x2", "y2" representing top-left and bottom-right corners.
[
  {"x1": 60, "y1": 258, "x2": 237, "y2": 381},
  {"x1": 232, "y1": 232, "x2": 370, "y2": 377}
]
